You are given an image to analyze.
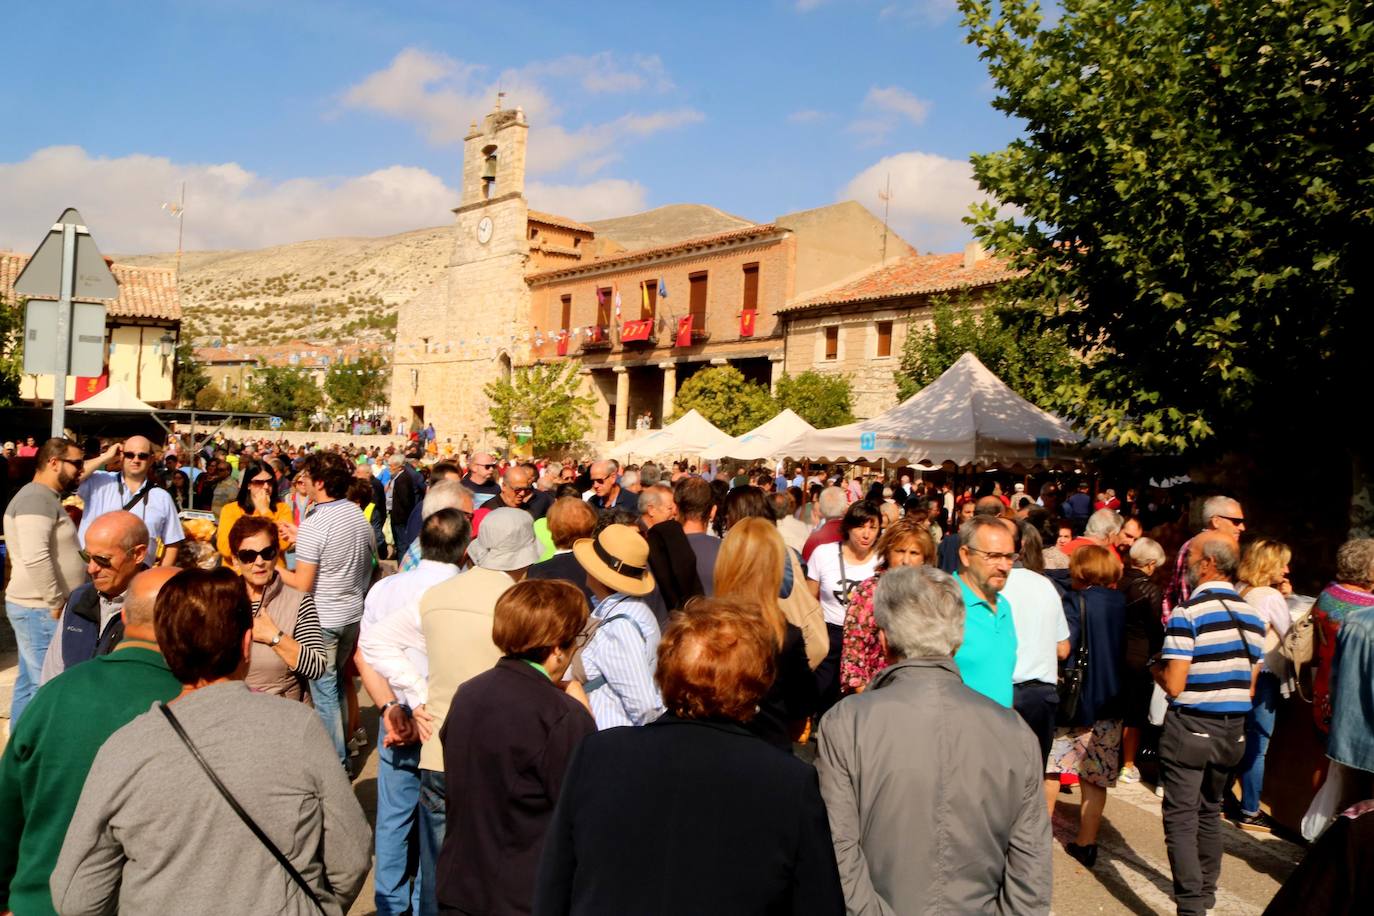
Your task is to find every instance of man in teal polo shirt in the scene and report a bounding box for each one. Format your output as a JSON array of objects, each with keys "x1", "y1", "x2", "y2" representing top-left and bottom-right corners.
[
  {"x1": 0, "y1": 567, "x2": 182, "y2": 916},
  {"x1": 953, "y1": 515, "x2": 1019, "y2": 706}
]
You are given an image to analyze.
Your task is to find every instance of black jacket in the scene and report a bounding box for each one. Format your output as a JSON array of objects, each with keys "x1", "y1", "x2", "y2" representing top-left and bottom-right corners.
[
  {"x1": 526, "y1": 552, "x2": 595, "y2": 609},
  {"x1": 534, "y1": 715, "x2": 844, "y2": 916},
  {"x1": 748, "y1": 623, "x2": 818, "y2": 750},
  {"x1": 390, "y1": 464, "x2": 425, "y2": 528},
  {"x1": 439, "y1": 658, "x2": 596, "y2": 916},
  {"x1": 59, "y1": 582, "x2": 124, "y2": 671}
]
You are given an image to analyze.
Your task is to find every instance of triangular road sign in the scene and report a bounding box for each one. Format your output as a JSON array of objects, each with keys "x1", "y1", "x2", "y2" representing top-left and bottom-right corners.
[{"x1": 14, "y1": 208, "x2": 120, "y2": 302}]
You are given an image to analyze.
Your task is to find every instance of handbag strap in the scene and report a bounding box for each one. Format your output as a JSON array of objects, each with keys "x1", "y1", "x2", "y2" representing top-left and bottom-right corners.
[
  {"x1": 158, "y1": 703, "x2": 325, "y2": 913},
  {"x1": 1075, "y1": 592, "x2": 1091, "y2": 670}
]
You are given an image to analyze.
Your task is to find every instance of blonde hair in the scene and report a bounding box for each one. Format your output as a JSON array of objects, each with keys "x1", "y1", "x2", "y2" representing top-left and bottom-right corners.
[
  {"x1": 1238, "y1": 538, "x2": 1291, "y2": 590},
  {"x1": 712, "y1": 517, "x2": 788, "y2": 646}
]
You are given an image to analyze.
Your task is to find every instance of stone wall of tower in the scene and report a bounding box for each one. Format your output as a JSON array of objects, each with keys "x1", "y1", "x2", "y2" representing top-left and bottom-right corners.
[{"x1": 389, "y1": 105, "x2": 533, "y2": 445}]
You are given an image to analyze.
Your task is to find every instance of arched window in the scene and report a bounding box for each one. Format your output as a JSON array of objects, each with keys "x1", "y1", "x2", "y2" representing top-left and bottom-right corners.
[{"x1": 498, "y1": 352, "x2": 512, "y2": 385}]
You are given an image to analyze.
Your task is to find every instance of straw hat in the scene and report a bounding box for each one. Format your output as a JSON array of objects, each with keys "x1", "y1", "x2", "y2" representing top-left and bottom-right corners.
[{"x1": 573, "y1": 524, "x2": 656, "y2": 597}]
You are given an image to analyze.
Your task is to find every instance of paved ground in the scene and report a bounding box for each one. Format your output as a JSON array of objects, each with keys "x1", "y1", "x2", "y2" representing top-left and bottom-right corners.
[{"x1": 2, "y1": 658, "x2": 1299, "y2": 916}]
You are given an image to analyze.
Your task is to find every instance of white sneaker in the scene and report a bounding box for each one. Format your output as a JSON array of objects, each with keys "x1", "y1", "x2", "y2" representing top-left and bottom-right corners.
[
  {"x1": 1120, "y1": 765, "x2": 1141, "y2": 784},
  {"x1": 1154, "y1": 783, "x2": 1165, "y2": 798}
]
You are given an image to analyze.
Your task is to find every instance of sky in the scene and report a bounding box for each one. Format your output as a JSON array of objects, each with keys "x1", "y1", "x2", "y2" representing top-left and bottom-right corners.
[{"x1": 0, "y1": 0, "x2": 1026, "y2": 257}]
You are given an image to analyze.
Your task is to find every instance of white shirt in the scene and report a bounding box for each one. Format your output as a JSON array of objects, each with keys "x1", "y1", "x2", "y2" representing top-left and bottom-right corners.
[
  {"x1": 1003, "y1": 567, "x2": 1069, "y2": 685},
  {"x1": 358, "y1": 559, "x2": 460, "y2": 707},
  {"x1": 807, "y1": 542, "x2": 880, "y2": 626}
]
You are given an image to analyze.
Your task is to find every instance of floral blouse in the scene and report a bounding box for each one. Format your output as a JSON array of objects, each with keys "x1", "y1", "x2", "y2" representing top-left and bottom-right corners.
[{"x1": 840, "y1": 570, "x2": 886, "y2": 694}]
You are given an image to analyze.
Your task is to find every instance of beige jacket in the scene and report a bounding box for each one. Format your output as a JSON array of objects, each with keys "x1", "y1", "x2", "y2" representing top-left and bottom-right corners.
[{"x1": 418, "y1": 565, "x2": 514, "y2": 770}]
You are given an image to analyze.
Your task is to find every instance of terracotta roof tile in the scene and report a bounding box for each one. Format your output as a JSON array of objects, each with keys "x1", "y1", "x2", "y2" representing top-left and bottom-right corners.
[
  {"x1": 778, "y1": 251, "x2": 1018, "y2": 313},
  {"x1": 0, "y1": 250, "x2": 182, "y2": 321},
  {"x1": 527, "y1": 224, "x2": 784, "y2": 282},
  {"x1": 527, "y1": 210, "x2": 595, "y2": 234}
]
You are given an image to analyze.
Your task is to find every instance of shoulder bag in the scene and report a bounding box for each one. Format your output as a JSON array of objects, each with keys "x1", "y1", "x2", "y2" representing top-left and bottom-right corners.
[
  {"x1": 1057, "y1": 593, "x2": 1089, "y2": 724},
  {"x1": 158, "y1": 703, "x2": 325, "y2": 913}
]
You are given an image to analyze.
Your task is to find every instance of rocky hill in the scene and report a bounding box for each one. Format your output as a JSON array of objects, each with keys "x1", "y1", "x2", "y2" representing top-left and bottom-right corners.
[{"x1": 117, "y1": 204, "x2": 757, "y2": 348}]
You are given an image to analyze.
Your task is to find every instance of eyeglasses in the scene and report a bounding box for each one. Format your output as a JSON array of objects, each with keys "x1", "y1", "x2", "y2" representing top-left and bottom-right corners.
[
  {"x1": 79, "y1": 549, "x2": 115, "y2": 569},
  {"x1": 235, "y1": 544, "x2": 279, "y2": 564},
  {"x1": 966, "y1": 546, "x2": 1018, "y2": 562},
  {"x1": 507, "y1": 485, "x2": 533, "y2": 495},
  {"x1": 590, "y1": 477, "x2": 609, "y2": 485},
  {"x1": 1218, "y1": 515, "x2": 1246, "y2": 525},
  {"x1": 123, "y1": 451, "x2": 153, "y2": 461},
  {"x1": 476, "y1": 463, "x2": 497, "y2": 469},
  {"x1": 249, "y1": 478, "x2": 273, "y2": 487}
]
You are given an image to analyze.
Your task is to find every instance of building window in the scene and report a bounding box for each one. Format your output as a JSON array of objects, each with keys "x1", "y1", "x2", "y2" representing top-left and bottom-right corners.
[
  {"x1": 742, "y1": 263, "x2": 759, "y2": 312},
  {"x1": 640, "y1": 279, "x2": 657, "y2": 320},
  {"x1": 560, "y1": 295, "x2": 573, "y2": 332},
  {"x1": 689, "y1": 271, "x2": 708, "y2": 327},
  {"x1": 876, "y1": 320, "x2": 893, "y2": 358},
  {"x1": 596, "y1": 287, "x2": 613, "y2": 329},
  {"x1": 824, "y1": 326, "x2": 839, "y2": 361},
  {"x1": 529, "y1": 227, "x2": 539, "y2": 240}
]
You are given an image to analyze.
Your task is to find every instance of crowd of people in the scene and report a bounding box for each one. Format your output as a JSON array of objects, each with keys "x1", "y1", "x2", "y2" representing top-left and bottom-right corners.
[{"x1": 2, "y1": 431, "x2": 1373, "y2": 915}]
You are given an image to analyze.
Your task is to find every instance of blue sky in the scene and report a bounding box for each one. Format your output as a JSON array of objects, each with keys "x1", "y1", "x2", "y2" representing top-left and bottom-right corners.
[{"x1": 1, "y1": 0, "x2": 1024, "y2": 255}]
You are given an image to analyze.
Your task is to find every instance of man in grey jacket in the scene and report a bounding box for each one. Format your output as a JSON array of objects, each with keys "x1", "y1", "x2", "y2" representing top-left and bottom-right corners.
[{"x1": 817, "y1": 565, "x2": 1052, "y2": 915}]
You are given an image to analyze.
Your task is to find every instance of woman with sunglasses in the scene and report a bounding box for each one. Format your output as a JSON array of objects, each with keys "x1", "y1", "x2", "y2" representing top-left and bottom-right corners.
[
  {"x1": 215, "y1": 462, "x2": 297, "y2": 566},
  {"x1": 228, "y1": 515, "x2": 327, "y2": 698}
]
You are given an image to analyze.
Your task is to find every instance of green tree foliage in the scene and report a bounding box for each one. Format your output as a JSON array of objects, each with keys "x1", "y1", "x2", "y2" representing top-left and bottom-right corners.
[
  {"x1": 324, "y1": 353, "x2": 389, "y2": 413},
  {"x1": 958, "y1": 0, "x2": 1374, "y2": 449},
  {"x1": 895, "y1": 295, "x2": 1076, "y2": 408},
  {"x1": 173, "y1": 342, "x2": 209, "y2": 407},
  {"x1": 250, "y1": 366, "x2": 323, "y2": 426},
  {"x1": 774, "y1": 370, "x2": 856, "y2": 428},
  {"x1": 0, "y1": 295, "x2": 24, "y2": 407},
  {"x1": 484, "y1": 361, "x2": 596, "y2": 453},
  {"x1": 672, "y1": 366, "x2": 778, "y2": 436},
  {"x1": 193, "y1": 384, "x2": 254, "y2": 414}
]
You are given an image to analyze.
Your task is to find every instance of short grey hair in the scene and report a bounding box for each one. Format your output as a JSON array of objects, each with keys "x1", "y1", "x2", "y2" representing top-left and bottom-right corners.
[
  {"x1": 639, "y1": 462, "x2": 662, "y2": 487},
  {"x1": 1201, "y1": 495, "x2": 1240, "y2": 527},
  {"x1": 1085, "y1": 508, "x2": 1124, "y2": 541},
  {"x1": 817, "y1": 486, "x2": 848, "y2": 519},
  {"x1": 1336, "y1": 538, "x2": 1374, "y2": 588},
  {"x1": 620, "y1": 470, "x2": 640, "y2": 490},
  {"x1": 873, "y1": 566, "x2": 966, "y2": 658},
  {"x1": 387, "y1": 452, "x2": 404, "y2": 467},
  {"x1": 421, "y1": 479, "x2": 474, "y2": 520},
  {"x1": 1199, "y1": 536, "x2": 1240, "y2": 578},
  {"x1": 959, "y1": 515, "x2": 1009, "y2": 550},
  {"x1": 638, "y1": 484, "x2": 673, "y2": 516},
  {"x1": 1129, "y1": 537, "x2": 1167, "y2": 569}
]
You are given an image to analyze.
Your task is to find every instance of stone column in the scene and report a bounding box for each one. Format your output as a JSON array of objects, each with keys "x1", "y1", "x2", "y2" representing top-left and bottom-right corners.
[
  {"x1": 613, "y1": 365, "x2": 629, "y2": 441},
  {"x1": 770, "y1": 354, "x2": 786, "y2": 395},
  {"x1": 659, "y1": 361, "x2": 677, "y2": 421}
]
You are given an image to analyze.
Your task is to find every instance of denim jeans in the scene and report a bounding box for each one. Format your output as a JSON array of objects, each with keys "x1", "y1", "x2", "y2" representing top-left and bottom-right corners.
[
  {"x1": 1238, "y1": 672, "x2": 1280, "y2": 816},
  {"x1": 375, "y1": 742, "x2": 428, "y2": 916},
  {"x1": 309, "y1": 622, "x2": 360, "y2": 764},
  {"x1": 6, "y1": 601, "x2": 58, "y2": 726},
  {"x1": 418, "y1": 768, "x2": 446, "y2": 913}
]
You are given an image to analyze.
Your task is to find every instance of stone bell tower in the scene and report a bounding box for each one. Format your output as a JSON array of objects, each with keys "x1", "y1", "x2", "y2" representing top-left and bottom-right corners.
[{"x1": 392, "y1": 98, "x2": 533, "y2": 442}]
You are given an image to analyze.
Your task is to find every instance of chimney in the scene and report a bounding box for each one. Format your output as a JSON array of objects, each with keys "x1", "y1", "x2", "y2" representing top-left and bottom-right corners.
[{"x1": 963, "y1": 241, "x2": 986, "y2": 270}]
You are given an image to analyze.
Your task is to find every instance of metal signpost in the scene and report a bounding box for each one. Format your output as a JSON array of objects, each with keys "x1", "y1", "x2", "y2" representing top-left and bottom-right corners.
[{"x1": 13, "y1": 209, "x2": 118, "y2": 437}]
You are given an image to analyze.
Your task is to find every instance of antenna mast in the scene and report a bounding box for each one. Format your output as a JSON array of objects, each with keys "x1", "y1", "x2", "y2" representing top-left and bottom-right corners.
[{"x1": 878, "y1": 173, "x2": 892, "y2": 265}]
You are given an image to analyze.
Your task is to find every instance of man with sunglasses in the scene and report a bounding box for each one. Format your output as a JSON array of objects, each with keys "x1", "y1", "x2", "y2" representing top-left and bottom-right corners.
[
  {"x1": 39, "y1": 511, "x2": 152, "y2": 687},
  {"x1": 499, "y1": 465, "x2": 552, "y2": 521},
  {"x1": 587, "y1": 459, "x2": 638, "y2": 515},
  {"x1": 1163, "y1": 495, "x2": 1247, "y2": 616},
  {"x1": 76, "y1": 436, "x2": 184, "y2": 568},
  {"x1": 3, "y1": 438, "x2": 90, "y2": 725},
  {"x1": 461, "y1": 452, "x2": 503, "y2": 506}
]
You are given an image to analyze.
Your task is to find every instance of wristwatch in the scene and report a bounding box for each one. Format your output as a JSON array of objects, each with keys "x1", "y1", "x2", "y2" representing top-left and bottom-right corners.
[
  {"x1": 269, "y1": 630, "x2": 284, "y2": 647},
  {"x1": 380, "y1": 700, "x2": 400, "y2": 715}
]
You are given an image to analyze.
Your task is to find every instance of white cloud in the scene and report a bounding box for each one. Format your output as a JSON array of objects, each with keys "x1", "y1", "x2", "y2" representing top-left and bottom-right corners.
[
  {"x1": 527, "y1": 179, "x2": 648, "y2": 222},
  {"x1": 341, "y1": 48, "x2": 699, "y2": 177},
  {"x1": 848, "y1": 84, "x2": 932, "y2": 145},
  {"x1": 840, "y1": 150, "x2": 1008, "y2": 252},
  {"x1": 865, "y1": 86, "x2": 931, "y2": 123},
  {"x1": 788, "y1": 109, "x2": 828, "y2": 124},
  {"x1": 0, "y1": 146, "x2": 453, "y2": 253}
]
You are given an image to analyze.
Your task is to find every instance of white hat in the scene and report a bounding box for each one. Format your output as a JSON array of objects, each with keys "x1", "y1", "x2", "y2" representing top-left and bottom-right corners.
[
  {"x1": 468, "y1": 508, "x2": 541, "y2": 571},
  {"x1": 1014, "y1": 483, "x2": 1025, "y2": 492}
]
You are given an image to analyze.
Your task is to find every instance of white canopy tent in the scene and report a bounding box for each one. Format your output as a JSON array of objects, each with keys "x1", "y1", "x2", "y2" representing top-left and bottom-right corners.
[
  {"x1": 69, "y1": 384, "x2": 159, "y2": 412},
  {"x1": 777, "y1": 352, "x2": 1081, "y2": 466},
  {"x1": 607, "y1": 409, "x2": 731, "y2": 461},
  {"x1": 700, "y1": 408, "x2": 817, "y2": 461}
]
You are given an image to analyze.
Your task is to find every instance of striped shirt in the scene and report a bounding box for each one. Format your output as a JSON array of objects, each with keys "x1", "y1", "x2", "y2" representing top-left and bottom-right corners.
[
  {"x1": 294, "y1": 498, "x2": 375, "y2": 628},
  {"x1": 1161, "y1": 581, "x2": 1263, "y2": 715},
  {"x1": 581, "y1": 593, "x2": 665, "y2": 730}
]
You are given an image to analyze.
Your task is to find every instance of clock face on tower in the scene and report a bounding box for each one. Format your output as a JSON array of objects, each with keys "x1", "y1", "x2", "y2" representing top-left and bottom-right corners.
[{"x1": 477, "y1": 216, "x2": 494, "y2": 245}]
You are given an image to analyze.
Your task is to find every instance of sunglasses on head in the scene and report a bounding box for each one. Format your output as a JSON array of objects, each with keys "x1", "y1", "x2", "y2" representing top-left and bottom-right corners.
[
  {"x1": 124, "y1": 451, "x2": 153, "y2": 461},
  {"x1": 236, "y1": 544, "x2": 279, "y2": 565},
  {"x1": 79, "y1": 549, "x2": 115, "y2": 569}
]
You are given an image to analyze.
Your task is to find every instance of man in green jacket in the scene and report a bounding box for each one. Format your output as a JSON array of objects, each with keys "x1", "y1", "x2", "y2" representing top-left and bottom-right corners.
[{"x1": 0, "y1": 566, "x2": 182, "y2": 916}]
